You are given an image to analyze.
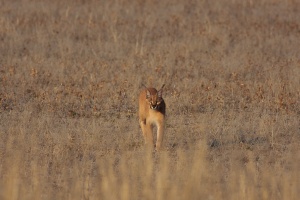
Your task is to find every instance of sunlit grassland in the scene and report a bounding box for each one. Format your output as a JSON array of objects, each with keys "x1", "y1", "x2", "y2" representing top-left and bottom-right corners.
[{"x1": 0, "y1": 0, "x2": 299, "y2": 199}]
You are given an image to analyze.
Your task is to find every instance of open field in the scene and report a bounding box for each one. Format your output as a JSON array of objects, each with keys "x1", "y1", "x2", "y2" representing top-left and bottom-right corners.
[{"x1": 0, "y1": 0, "x2": 299, "y2": 199}]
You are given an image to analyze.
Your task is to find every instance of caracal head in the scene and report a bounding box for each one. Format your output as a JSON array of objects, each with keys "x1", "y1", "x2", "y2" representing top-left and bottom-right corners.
[{"x1": 145, "y1": 84, "x2": 165, "y2": 110}]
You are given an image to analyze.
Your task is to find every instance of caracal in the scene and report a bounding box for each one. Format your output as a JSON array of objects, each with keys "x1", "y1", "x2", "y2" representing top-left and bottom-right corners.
[{"x1": 139, "y1": 84, "x2": 166, "y2": 151}]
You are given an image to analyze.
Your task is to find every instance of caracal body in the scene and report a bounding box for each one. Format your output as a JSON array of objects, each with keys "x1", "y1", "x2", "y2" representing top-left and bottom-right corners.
[{"x1": 139, "y1": 85, "x2": 166, "y2": 151}]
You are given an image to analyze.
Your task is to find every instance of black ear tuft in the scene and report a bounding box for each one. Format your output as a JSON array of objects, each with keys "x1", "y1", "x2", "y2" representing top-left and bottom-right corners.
[{"x1": 142, "y1": 84, "x2": 148, "y2": 89}]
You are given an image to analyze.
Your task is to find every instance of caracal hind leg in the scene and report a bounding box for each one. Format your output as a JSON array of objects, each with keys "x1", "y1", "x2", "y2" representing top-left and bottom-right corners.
[{"x1": 155, "y1": 124, "x2": 164, "y2": 151}]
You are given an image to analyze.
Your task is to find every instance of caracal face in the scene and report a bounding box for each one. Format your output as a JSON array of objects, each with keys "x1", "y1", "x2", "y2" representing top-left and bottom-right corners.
[{"x1": 139, "y1": 84, "x2": 166, "y2": 151}]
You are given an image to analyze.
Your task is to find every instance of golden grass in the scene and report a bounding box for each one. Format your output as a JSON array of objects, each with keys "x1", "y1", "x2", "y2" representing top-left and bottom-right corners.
[{"x1": 0, "y1": 0, "x2": 299, "y2": 199}]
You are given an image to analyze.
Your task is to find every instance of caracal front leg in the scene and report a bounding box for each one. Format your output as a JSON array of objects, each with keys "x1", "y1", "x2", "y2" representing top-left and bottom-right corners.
[
  {"x1": 140, "y1": 120, "x2": 154, "y2": 148},
  {"x1": 155, "y1": 122, "x2": 164, "y2": 151}
]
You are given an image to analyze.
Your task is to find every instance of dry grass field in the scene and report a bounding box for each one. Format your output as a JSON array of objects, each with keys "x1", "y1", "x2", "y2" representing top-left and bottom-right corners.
[{"x1": 0, "y1": 0, "x2": 299, "y2": 199}]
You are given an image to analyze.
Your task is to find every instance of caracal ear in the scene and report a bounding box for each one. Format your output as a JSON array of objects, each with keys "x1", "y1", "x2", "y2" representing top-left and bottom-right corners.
[
  {"x1": 158, "y1": 84, "x2": 165, "y2": 98},
  {"x1": 146, "y1": 90, "x2": 151, "y2": 99},
  {"x1": 141, "y1": 84, "x2": 150, "y2": 98}
]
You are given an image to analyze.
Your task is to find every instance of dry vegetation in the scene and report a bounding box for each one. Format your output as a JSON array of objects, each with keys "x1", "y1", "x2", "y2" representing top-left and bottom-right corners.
[{"x1": 0, "y1": 0, "x2": 300, "y2": 199}]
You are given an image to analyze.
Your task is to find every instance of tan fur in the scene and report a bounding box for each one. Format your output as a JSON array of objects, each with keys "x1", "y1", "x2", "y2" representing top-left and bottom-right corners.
[{"x1": 139, "y1": 85, "x2": 166, "y2": 151}]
